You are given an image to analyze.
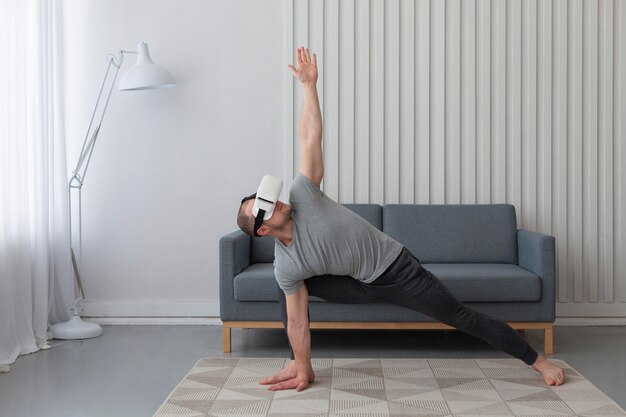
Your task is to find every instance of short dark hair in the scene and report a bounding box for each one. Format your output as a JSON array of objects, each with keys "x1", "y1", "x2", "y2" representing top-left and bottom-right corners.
[{"x1": 237, "y1": 194, "x2": 256, "y2": 236}]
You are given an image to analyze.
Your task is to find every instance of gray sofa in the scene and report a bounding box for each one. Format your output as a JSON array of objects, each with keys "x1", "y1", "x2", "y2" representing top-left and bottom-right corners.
[{"x1": 220, "y1": 204, "x2": 556, "y2": 354}]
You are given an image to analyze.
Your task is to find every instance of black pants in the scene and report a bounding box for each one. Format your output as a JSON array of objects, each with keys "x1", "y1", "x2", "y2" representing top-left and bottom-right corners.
[{"x1": 278, "y1": 246, "x2": 539, "y2": 366}]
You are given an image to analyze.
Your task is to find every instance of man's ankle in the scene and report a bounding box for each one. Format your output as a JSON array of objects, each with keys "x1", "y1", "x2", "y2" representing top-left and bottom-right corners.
[{"x1": 532, "y1": 355, "x2": 547, "y2": 366}]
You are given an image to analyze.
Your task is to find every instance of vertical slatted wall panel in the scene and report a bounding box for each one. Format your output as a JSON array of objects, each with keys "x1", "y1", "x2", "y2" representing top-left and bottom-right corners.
[
  {"x1": 431, "y1": 0, "x2": 446, "y2": 204},
  {"x1": 569, "y1": 0, "x2": 584, "y2": 303},
  {"x1": 584, "y1": 0, "x2": 599, "y2": 303},
  {"x1": 285, "y1": 0, "x2": 626, "y2": 317},
  {"x1": 446, "y1": 0, "x2": 461, "y2": 204},
  {"x1": 476, "y1": 0, "x2": 491, "y2": 204},
  {"x1": 522, "y1": 0, "x2": 537, "y2": 231},
  {"x1": 325, "y1": 0, "x2": 339, "y2": 200},
  {"x1": 370, "y1": 0, "x2": 384, "y2": 203},
  {"x1": 554, "y1": 0, "x2": 569, "y2": 304},
  {"x1": 400, "y1": 0, "x2": 415, "y2": 204},
  {"x1": 607, "y1": 1, "x2": 626, "y2": 302},
  {"x1": 285, "y1": 0, "x2": 294, "y2": 184},
  {"x1": 599, "y1": 0, "x2": 614, "y2": 303},
  {"x1": 354, "y1": 0, "x2": 370, "y2": 203},
  {"x1": 537, "y1": 0, "x2": 552, "y2": 248},
  {"x1": 416, "y1": 0, "x2": 430, "y2": 203},
  {"x1": 492, "y1": 0, "x2": 507, "y2": 204},
  {"x1": 461, "y1": 0, "x2": 476, "y2": 204},
  {"x1": 384, "y1": 0, "x2": 400, "y2": 203},
  {"x1": 339, "y1": 0, "x2": 355, "y2": 203}
]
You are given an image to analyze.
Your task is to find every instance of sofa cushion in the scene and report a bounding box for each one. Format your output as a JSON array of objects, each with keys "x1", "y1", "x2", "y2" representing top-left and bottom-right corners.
[
  {"x1": 384, "y1": 204, "x2": 518, "y2": 264},
  {"x1": 422, "y1": 263, "x2": 541, "y2": 302},
  {"x1": 233, "y1": 263, "x2": 540, "y2": 303},
  {"x1": 249, "y1": 203, "x2": 383, "y2": 264}
]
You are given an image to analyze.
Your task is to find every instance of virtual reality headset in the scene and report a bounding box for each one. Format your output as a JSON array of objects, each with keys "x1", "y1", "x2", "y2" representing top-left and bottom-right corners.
[{"x1": 240, "y1": 175, "x2": 284, "y2": 237}]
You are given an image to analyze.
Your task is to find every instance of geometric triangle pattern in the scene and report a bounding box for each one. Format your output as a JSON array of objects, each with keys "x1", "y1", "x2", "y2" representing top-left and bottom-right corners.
[{"x1": 153, "y1": 357, "x2": 626, "y2": 416}]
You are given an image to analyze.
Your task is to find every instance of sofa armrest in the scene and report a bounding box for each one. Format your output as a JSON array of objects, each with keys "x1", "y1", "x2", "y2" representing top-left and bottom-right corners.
[
  {"x1": 517, "y1": 229, "x2": 556, "y2": 321},
  {"x1": 219, "y1": 230, "x2": 251, "y2": 320}
]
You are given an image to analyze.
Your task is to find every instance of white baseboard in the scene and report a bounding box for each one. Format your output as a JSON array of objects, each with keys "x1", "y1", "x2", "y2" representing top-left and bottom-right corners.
[
  {"x1": 554, "y1": 317, "x2": 626, "y2": 326},
  {"x1": 81, "y1": 301, "x2": 220, "y2": 318},
  {"x1": 86, "y1": 317, "x2": 223, "y2": 325}
]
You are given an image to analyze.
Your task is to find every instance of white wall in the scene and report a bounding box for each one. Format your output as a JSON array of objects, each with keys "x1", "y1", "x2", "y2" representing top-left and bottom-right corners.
[{"x1": 62, "y1": 0, "x2": 285, "y2": 317}]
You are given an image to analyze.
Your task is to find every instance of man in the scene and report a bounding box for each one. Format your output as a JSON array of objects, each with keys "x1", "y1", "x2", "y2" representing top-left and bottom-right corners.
[{"x1": 237, "y1": 47, "x2": 565, "y2": 392}]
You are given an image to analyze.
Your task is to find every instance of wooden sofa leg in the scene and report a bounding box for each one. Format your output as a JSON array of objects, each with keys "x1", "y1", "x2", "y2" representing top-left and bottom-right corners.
[
  {"x1": 544, "y1": 324, "x2": 553, "y2": 355},
  {"x1": 223, "y1": 325, "x2": 231, "y2": 353}
]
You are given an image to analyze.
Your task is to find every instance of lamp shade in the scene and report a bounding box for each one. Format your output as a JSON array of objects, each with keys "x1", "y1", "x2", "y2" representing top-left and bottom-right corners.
[{"x1": 118, "y1": 42, "x2": 176, "y2": 91}]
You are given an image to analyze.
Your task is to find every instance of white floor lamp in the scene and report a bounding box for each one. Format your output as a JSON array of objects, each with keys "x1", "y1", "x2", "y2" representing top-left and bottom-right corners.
[{"x1": 49, "y1": 42, "x2": 176, "y2": 340}]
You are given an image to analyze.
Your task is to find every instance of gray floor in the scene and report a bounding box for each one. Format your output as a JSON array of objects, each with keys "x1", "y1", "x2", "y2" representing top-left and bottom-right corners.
[{"x1": 0, "y1": 325, "x2": 624, "y2": 417}]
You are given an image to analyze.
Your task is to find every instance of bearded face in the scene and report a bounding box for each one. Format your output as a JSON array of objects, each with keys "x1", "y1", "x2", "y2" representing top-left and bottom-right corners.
[{"x1": 268, "y1": 201, "x2": 292, "y2": 231}]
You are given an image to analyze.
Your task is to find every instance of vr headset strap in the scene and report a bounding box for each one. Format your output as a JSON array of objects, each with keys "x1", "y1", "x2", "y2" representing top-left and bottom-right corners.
[{"x1": 253, "y1": 209, "x2": 266, "y2": 237}]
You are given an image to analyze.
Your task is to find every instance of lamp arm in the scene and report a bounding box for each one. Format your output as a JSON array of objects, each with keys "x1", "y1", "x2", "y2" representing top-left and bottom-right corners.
[
  {"x1": 70, "y1": 51, "x2": 127, "y2": 188},
  {"x1": 67, "y1": 50, "x2": 125, "y2": 307}
]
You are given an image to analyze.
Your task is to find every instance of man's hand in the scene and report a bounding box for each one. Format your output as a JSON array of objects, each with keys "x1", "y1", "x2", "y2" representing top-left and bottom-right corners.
[
  {"x1": 259, "y1": 360, "x2": 316, "y2": 391},
  {"x1": 269, "y1": 371, "x2": 310, "y2": 392},
  {"x1": 288, "y1": 47, "x2": 318, "y2": 85}
]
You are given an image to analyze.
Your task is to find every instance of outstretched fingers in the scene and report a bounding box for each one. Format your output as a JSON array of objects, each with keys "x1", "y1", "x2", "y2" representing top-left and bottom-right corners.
[
  {"x1": 297, "y1": 47, "x2": 303, "y2": 66},
  {"x1": 268, "y1": 378, "x2": 309, "y2": 392},
  {"x1": 295, "y1": 47, "x2": 316, "y2": 66},
  {"x1": 290, "y1": 47, "x2": 317, "y2": 81}
]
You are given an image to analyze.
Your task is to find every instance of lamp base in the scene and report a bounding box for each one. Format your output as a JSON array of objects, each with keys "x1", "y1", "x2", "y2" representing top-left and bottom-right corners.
[{"x1": 49, "y1": 316, "x2": 103, "y2": 340}]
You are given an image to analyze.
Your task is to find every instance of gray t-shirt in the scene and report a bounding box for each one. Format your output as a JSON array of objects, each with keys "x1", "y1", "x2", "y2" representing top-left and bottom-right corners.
[{"x1": 274, "y1": 173, "x2": 403, "y2": 295}]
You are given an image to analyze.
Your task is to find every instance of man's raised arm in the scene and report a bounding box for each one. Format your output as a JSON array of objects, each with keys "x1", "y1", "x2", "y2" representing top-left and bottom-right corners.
[{"x1": 288, "y1": 47, "x2": 323, "y2": 187}]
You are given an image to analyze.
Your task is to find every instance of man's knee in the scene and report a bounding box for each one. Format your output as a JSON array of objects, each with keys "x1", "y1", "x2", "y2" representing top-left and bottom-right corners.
[{"x1": 439, "y1": 304, "x2": 480, "y2": 329}]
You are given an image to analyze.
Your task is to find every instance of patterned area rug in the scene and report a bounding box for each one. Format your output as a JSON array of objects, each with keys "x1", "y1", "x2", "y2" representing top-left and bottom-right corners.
[{"x1": 153, "y1": 357, "x2": 626, "y2": 416}]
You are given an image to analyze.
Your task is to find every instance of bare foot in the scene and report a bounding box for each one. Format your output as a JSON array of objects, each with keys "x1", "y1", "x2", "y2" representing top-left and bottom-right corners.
[{"x1": 531, "y1": 355, "x2": 565, "y2": 386}]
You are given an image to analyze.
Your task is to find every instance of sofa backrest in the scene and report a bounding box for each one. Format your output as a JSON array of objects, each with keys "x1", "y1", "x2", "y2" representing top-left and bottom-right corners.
[
  {"x1": 383, "y1": 204, "x2": 518, "y2": 264},
  {"x1": 250, "y1": 203, "x2": 383, "y2": 263}
]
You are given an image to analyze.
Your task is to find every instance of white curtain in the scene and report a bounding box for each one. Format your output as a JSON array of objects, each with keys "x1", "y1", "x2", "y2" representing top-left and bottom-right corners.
[{"x1": 0, "y1": 0, "x2": 73, "y2": 371}]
